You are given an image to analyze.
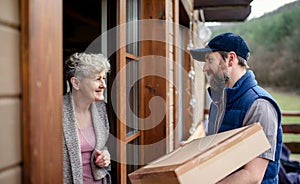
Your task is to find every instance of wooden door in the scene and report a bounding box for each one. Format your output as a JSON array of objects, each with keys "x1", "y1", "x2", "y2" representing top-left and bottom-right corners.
[
  {"x1": 116, "y1": 0, "x2": 141, "y2": 183},
  {"x1": 115, "y1": 0, "x2": 182, "y2": 183}
]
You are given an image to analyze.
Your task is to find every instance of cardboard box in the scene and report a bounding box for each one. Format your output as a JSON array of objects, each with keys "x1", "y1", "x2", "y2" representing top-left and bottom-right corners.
[{"x1": 128, "y1": 123, "x2": 270, "y2": 184}]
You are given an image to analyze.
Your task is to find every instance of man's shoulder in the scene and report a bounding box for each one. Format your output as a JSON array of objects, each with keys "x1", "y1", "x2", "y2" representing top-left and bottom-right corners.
[{"x1": 249, "y1": 98, "x2": 277, "y2": 112}]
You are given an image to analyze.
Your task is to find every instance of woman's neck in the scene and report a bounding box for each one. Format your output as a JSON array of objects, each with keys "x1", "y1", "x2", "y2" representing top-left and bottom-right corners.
[
  {"x1": 72, "y1": 91, "x2": 91, "y2": 113},
  {"x1": 72, "y1": 92, "x2": 92, "y2": 129}
]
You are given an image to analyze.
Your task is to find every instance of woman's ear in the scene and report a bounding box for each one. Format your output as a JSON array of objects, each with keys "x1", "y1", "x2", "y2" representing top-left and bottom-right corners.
[{"x1": 70, "y1": 77, "x2": 80, "y2": 91}]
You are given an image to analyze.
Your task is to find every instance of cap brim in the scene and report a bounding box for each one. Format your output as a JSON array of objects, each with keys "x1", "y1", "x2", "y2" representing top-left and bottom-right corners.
[{"x1": 190, "y1": 47, "x2": 214, "y2": 62}]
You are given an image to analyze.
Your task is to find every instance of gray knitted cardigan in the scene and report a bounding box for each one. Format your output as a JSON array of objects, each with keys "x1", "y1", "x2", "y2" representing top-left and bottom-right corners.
[{"x1": 63, "y1": 93, "x2": 111, "y2": 184}]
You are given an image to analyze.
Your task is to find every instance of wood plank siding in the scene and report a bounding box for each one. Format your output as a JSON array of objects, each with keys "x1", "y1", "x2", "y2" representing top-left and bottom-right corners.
[{"x1": 0, "y1": 0, "x2": 21, "y2": 183}]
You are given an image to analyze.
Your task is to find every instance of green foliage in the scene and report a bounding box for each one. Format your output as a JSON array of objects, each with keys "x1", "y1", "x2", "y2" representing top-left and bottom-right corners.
[
  {"x1": 266, "y1": 76, "x2": 300, "y2": 123},
  {"x1": 211, "y1": 1, "x2": 300, "y2": 91},
  {"x1": 269, "y1": 90, "x2": 300, "y2": 145},
  {"x1": 269, "y1": 90, "x2": 300, "y2": 111}
]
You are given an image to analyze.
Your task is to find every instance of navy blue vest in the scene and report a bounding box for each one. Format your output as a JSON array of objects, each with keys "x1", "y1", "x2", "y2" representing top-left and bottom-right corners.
[{"x1": 209, "y1": 70, "x2": 282, "y2": 183}]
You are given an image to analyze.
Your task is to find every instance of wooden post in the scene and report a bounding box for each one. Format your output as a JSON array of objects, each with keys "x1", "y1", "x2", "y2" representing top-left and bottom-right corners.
[{"x1": 21, "y1": 0, "x2": 63, "y2": 183}]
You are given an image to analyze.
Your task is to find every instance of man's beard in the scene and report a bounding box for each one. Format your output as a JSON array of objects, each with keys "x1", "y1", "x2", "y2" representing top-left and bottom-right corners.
[{"x1": 208, "y1": 70, "x2": 229, "y2": 92}]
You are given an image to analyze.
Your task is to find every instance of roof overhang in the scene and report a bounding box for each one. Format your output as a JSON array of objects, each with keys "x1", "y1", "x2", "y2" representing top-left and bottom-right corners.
[{"x1": 194, "y1": 0, "x2": 253, "y2": 22}]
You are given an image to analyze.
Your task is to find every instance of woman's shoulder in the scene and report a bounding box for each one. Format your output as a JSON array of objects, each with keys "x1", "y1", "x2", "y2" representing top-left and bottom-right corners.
[
  {"x1": 63, "y1": 93, "x2": 72, "y2": 107},
  {"x1": 63, "y1": 92, "x2": 71, "y2": 100}
]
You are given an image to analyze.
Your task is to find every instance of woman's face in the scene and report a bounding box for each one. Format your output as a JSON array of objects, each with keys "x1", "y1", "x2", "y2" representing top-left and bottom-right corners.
[{"x1": 78, "y1": 71, "x2": 107, "y2": 101}]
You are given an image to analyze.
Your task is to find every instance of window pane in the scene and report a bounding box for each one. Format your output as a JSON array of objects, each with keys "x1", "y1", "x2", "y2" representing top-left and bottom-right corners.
[
  {"x1": 126, "y1": 58, "x2": 139, "y2": 136},
  {"x1": 126, "y1": 137, "x2": 140, "y2": 183},
  {"x1": 126, "y1": 0, "x2": 139, "y2": 55}
]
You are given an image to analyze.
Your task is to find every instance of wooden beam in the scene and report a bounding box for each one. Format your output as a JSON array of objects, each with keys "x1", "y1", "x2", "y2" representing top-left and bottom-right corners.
[
  {"x1": 202, "y1": 5, "x2": 251, "y2": 22},
  {"x1": 21, "y1": 0, "x2": 63, "y2": 183},
  {"x1": 282, "y1": 111, "x2": 300, "y2": 117},
  {"x1": 282, "y1": 124, "x2": 300, "y2": 134},
  {"x1": 173, "y1": 0, "x2": 180, "y2": 149},
  {"x1": 180, "y1": 0, "x2": 193, "y2": 15},
  {"x1": 194, "y1": 0, "x2": 253, "y2": 9},
  {"x1": 116, "y1": 0, "x2": 127, "y2": 183},
  {"x1": 284, "y1": 142, "x2": 300, "y2": 154}
]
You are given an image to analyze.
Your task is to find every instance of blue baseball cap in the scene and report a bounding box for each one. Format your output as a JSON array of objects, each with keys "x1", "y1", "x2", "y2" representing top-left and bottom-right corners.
[{"x1": 190, "y1": 32, "x2": 250, "y2": 61}]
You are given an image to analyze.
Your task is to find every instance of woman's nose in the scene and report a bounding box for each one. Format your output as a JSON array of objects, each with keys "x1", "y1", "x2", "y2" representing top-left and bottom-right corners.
[{"x1": 100, "y1": 79, "x2": 106, "y2": 88}]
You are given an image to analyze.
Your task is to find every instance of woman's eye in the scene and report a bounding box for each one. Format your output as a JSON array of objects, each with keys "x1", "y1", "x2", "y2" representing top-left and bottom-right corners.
[{"x1": 96, "y1": 77, "x2": 106, "y2": 81}]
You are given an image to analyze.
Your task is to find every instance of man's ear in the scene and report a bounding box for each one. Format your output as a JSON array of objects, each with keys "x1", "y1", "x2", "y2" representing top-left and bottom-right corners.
[
  {"x1": 70, "y1": 77, "x2": 80, "y2": 90},
  {"x1": 228, "y1": 51, "x2": 237, "y2": 67}
]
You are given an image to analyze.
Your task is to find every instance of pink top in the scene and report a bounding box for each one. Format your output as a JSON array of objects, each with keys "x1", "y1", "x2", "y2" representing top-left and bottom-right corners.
[{"x1": 78, "y1": 124, "x2": 102, "y2": 184}]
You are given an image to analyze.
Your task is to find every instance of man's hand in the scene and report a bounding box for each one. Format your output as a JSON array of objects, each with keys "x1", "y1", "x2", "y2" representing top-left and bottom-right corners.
[{"x1": 217, "y1": 157, "x2": 269, "y2": 184}]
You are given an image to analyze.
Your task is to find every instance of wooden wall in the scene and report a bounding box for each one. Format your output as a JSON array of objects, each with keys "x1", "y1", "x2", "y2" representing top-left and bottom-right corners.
[
  {"x1": 0, "y1": 0, "x2": 22, "y2": 183},
  {"x1": 139, "y1": 0, "x2": 168, "y2": 164},
  {"x1": 139, "y1": 0, "x2": 181, "y2": 162}
]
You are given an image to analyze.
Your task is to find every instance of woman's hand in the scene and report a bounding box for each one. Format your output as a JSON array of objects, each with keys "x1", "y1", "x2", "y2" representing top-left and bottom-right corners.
[{"x1": 94, "y1": 150, "x2": 110, "y2": 168}]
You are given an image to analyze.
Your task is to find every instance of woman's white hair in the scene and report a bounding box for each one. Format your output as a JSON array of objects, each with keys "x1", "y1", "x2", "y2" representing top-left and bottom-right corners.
[{"x1": 65, "y1": 52, "x2": 110, "y2": 81}]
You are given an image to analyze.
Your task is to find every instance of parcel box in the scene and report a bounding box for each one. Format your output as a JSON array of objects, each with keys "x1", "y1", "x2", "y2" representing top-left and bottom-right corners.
[{"x1": 128, "y1": 123, "x2": 270, "y2": 184}]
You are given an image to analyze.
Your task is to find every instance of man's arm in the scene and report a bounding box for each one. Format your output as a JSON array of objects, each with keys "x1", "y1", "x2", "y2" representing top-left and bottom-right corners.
[
  {"x1": 218, "y1": 99, "x2": 278, "y2": 184},
  {"x1": 217, "y1": 157, "x2": 269, "y2": 184}
]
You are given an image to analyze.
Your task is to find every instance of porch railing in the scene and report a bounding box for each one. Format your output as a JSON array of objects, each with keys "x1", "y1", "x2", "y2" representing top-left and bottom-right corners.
[{"x1": 281, "y1": 111, "x2": 300, "y2": 154}]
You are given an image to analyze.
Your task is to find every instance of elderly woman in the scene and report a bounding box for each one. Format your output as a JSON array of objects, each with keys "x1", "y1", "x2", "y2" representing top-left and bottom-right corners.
[{"x1": 63, "y1": 52, "x2": 111, "y2": 184}]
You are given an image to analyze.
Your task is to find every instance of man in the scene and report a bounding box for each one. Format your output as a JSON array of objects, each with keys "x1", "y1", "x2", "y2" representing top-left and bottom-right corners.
[{"x1": 190, "y1": 32, "x2": 282, "y2": 184}]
